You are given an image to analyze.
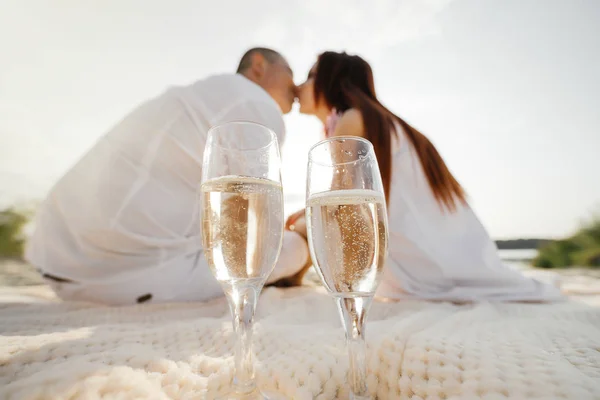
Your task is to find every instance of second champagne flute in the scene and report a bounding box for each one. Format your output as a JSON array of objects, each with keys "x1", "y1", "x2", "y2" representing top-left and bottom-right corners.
[{"x1": 306, "y1": 136, "x2": 389, "y2": 400}]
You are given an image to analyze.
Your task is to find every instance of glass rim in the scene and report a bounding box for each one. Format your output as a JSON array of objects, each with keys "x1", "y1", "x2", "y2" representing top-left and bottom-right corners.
[
  {"x1": 207, "y1": 120, "x2": 278, "y2": 152},
  {"x1": 308, "y1": 136, "x2": 374, "y2": 167}
]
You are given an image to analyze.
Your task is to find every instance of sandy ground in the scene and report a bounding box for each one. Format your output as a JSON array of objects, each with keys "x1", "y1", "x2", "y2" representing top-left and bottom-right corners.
[
  {"x1": 1, "y1": 259, "x2": 599, "y2": 306},
  {"x1": 0, "y1": 259, "x2": 45, "y2": 286}
]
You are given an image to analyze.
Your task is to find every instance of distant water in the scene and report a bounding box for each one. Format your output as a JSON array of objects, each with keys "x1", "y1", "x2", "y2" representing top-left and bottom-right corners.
[
  {"x1": 498, "y1": 248, "x2": 538, "y2": 270},
  {"x1": 498, "y1": 248, "x2": 538, "y2": 261}
]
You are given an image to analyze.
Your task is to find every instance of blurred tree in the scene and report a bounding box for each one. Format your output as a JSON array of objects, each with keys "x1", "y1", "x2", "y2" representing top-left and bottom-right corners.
[
  {"x1": 0, "y1": 207, "x2": 31, "y2": 259},
  {"x1": 533, "y1": 216, "x2": 600, "y2": 268}
]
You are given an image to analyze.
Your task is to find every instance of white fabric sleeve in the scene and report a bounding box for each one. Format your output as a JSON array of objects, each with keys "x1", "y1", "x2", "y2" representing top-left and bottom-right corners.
[{"x1": 266, "y1": 231, "x2": 310, "y2": 284}]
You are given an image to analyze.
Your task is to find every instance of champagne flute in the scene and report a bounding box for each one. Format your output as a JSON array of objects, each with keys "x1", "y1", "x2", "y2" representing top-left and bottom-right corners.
[
  {"x1": 306, "y1": 137, "x2": 388, "y2": 400},
  {"x1": 200, "y1": 121, "x2": 284, "y2": 399}
]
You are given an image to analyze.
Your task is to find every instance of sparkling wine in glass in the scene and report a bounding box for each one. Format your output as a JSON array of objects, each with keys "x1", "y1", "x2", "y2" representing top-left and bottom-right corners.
[
  {"x1": 200, "y1": 122, "x2": 284, "y2": 399},
  {"x1": 306, "y1": 137, "x2": 389, "y2": 400}
]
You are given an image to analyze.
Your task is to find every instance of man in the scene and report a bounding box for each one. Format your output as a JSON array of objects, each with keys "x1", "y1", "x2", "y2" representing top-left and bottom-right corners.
[{"x1": 26, "y1": 48, "x2": 310, "y2": 305}]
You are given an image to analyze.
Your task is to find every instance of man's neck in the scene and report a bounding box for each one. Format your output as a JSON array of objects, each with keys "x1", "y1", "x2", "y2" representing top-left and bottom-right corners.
[
  {"x1": 237, "y1": 73, "x2": 282, "y2": 114},
  {"x1": 239, "y1": 71, "x2": 259, "y2": 86}
]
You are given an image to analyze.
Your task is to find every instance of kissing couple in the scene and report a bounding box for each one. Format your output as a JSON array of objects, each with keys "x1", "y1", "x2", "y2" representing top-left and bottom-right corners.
[{"x1": 27, "y1": 47, "x2": 561, "y2": 305}]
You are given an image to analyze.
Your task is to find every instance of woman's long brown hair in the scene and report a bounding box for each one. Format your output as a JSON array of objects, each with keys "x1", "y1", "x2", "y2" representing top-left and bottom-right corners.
[{"x1": 313, "y1": 51, "x2": 466, "y2": 211}]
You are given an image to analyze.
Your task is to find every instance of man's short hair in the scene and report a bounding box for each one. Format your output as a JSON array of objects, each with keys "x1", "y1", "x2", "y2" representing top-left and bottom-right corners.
[{"x1": 236, "y1": 47, "x2": 283, "y2": 73}]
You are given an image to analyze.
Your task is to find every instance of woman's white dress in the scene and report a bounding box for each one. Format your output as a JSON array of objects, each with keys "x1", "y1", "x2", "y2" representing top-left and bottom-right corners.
[{"x1": 377, "y1": 128, "x2": 562, "y2": 301}]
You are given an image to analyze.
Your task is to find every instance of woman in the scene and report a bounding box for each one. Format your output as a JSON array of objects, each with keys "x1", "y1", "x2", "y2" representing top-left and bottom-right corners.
[{"x1": 289, "y1": 51, "x2": 561, "y2": 302}]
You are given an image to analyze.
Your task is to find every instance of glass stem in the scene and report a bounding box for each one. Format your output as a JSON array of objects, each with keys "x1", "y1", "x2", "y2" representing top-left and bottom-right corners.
[
  {"x1": 224, "y1": 283, "x2": 260, "y2": 395},
  {"x1": 336, "y1": 296, "x2": 373, "y2": 400}
]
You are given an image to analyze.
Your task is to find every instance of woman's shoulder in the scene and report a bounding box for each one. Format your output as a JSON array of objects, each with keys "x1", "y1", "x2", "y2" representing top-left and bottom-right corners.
[
  {"x1": 330, "y1": 108, "x2": 365, "y2": 138},
  {"x1": 338, "y1": 108, "x2": 364, "y2": 129}
]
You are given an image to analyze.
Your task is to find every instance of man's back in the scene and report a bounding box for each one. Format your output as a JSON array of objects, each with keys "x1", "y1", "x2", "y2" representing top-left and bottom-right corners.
[{"x1": 26, "y1": 74, "x2": 285, "y2": 283}]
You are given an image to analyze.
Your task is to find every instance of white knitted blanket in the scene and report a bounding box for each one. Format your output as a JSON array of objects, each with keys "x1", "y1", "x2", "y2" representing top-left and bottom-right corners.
[{"x1": 1, "y1": 286, "x2": 599, "y2": 400}]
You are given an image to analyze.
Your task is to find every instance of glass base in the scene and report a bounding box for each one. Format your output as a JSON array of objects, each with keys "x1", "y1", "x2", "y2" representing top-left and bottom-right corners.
[
  {"x1": 214, "y1": 389, "x2": 282, "y2": 400},
  {"x1": 350, "y1": 395, "x2": 372, "y2": 400}
]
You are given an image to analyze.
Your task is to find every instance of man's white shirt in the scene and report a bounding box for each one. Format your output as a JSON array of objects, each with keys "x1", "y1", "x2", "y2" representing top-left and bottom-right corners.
[{"x1": 26, "y1": 74, "x2": 286, "y2": 284}]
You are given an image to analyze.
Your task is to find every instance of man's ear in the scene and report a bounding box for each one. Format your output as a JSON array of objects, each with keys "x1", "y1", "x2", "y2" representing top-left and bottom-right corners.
[{"x1": 249, "y1": 53, "x2": 268, "y2": 80}]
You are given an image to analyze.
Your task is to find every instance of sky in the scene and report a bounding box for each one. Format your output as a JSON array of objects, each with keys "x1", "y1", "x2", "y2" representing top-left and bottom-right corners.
[{"x1": 1, "y1": 0, "x2": 599, "y2": 239}]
